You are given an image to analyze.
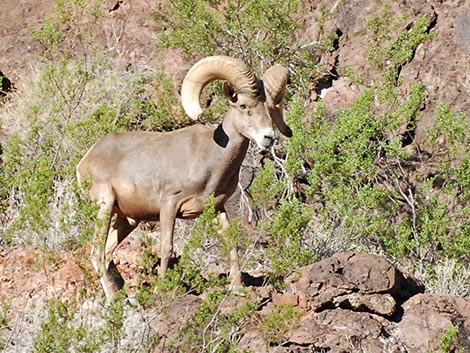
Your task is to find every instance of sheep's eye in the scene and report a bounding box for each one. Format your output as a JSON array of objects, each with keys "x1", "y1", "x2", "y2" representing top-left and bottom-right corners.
[{"x1": 239, "y1": 104, "x2": 247, "y2": 110}]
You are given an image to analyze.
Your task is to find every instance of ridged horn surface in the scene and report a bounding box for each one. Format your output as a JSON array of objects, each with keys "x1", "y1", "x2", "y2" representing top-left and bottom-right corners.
[
  {"x1": 262, "y1": 64, "x2": 289, "y2": 104},
  {"x1": 262, "y1": 65, "x2": 292, "y2": 137},
  {"x1": 181, "y1": 56, "x2": 260, "y2": 120}
]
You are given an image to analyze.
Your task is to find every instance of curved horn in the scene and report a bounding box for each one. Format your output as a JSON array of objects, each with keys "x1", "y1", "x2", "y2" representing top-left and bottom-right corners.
[
  {"x1": 181, "y1": 56, "x2": 260, "y2": 120},
  {"x1": 262, "y1": 64, "x2": 289, "y2": 104},
  {"x1": 262, "y1": 65, "x2": 292, "y2": 137}
]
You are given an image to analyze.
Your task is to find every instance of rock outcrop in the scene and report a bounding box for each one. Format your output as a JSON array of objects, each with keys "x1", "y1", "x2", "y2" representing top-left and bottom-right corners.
[
  {"x1": 398, "y1": 293, "x2": 470, "y2": 352},
  {"x1": 237, "y1": 252, "x2": 470, "y2": 353},
  {"x1": 2, "y1": 246, "x2": 470, "y2": 352}
]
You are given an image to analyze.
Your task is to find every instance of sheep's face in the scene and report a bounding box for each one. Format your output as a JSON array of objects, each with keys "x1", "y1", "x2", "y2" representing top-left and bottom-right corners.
[
  {"x1": 231, "y1": 94, "x2": 275, "y2": 150},
  {"x1": 224, "y1": 85, "x2": 275, "y2": 151}
]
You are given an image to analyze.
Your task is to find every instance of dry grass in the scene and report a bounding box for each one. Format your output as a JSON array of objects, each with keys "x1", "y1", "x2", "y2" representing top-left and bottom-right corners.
[
  {"x1": 303, "y1": 215, "x2": 365, "y2": 260},
  {"x1": 418, "y1": 258, "x2": 470, "y2": 298}
]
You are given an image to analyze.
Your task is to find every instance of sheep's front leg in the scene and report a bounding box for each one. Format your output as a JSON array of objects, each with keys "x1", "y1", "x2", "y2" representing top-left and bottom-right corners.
[
  {"x1": 219, "y1": 212, "x2": 242, "y2": 287},
  {"x1": 159, "y1": 203, "x2": 177, "y2": 278}
]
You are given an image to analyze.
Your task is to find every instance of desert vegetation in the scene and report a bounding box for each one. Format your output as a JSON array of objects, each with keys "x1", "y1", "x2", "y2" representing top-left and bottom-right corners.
[{"x1": 1, "y1": 0, "x2": 470, "y2": 351}]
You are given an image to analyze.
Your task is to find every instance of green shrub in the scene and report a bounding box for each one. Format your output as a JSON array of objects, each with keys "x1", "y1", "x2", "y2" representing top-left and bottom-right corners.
[
  {"x1": 290, "y1": 88, "x2": 400, "y2": 253},
  {"x1": 276, "y1": 70, "x2": 468, "y2": 267},
  {"x1": 420, "y1": 102, "x2": 470, "y2": 259},
  {"x1": 260, "y1": 304, "x2": 302, "y2": 346},
  {"x1": 271, "y1": 3, "x2": 470, "y2": 277},
  {"x1": 178, "y1": 289, "x2": 225, "y2": 352},
  {"x1": 102, "y1": 293, "x2": 126, "y2": 350},
  {"x1": 30, "y1": 0, "x2": 103, "y2": 61},
  {"x1": 176, "y1": 288, "x2": 258, "y2": 352},
  {"x1": 33, "y1": 300, "x2": 103, "y2": 353},
  {"x1": 156, "y1": 0, "x2": 323, "y2": 96},
  {"x1": 439, "y1": 323, "x2": 460, "y2": 353},
  {"x1": 262, "y1": 198, "x2": 314, "y2": 284},
  {"x1": 366, "y1": 5, "x2": 433, "y2": 91},
  {"x1": 250, "y1": 159, "x2": 286, "y2": 212},
  {"x1": 32, "y1": 295, "x2": 156, "y2": 353}
]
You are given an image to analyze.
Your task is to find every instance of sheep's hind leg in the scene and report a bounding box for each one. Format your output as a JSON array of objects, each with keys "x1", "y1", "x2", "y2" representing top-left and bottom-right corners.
[
  {"x1": 91, "y1": 197, "x2": 115, "y2": 302},
  {"x1": 103, "y1": 216, "x2": 139, "y2": 297},
  {"x1": 91, "y1": 194, "x2": 138, "y2": 302}
]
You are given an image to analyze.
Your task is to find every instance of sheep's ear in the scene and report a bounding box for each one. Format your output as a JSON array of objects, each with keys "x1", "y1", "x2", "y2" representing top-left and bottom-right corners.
[{"x1": 223, "y1": 82, "x2": 238, "y2": 103}]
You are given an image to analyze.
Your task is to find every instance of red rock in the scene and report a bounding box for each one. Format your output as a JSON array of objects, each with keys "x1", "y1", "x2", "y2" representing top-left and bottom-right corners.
[
  {"x1": 397, "y1": 293, "x2": 470, "y2": 352},
  {"x1": 289, "y1": 309, "x2": 403, "y2": 352},
  {"x1": 272, "y1": 292, "x2": 299, "y2": 306}
]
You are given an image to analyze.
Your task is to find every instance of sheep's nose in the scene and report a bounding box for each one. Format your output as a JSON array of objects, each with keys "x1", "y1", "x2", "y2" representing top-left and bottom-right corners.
[{"x1": 263, "y1": 134, "x2": 275, "y2": 147}]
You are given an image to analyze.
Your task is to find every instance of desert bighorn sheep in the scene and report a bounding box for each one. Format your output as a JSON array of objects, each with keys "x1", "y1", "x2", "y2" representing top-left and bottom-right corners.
[{"x1": 77, "y1": 56, "x2": 292, "y2": 301}]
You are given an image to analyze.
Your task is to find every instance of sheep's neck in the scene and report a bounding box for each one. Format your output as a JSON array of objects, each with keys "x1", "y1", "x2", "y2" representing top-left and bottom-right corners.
[
  {"x1": 207, "y1": 116, "x2": 250, "y2": 197},
  {"x1": 215, "y1": 122, "x2": 249, "y2": 164}
]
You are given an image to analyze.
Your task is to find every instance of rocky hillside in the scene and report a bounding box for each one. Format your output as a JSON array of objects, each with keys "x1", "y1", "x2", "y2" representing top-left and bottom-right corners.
[
  {"x1": 2, "y1": 246, "x2": 470, "y2": 352},
  {"x1": 1, "y1": 0, "x2": 470, "y2": 352}
]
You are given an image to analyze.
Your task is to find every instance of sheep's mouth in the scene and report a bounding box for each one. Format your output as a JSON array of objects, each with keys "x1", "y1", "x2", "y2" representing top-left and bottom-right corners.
[{"x1": 258, "y1": 136, "x2": 275, "y2": 151}]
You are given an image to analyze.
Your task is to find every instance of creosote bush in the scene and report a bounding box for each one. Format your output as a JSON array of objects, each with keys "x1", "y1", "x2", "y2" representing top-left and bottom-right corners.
[
  {"x1": 156, "y1": 0, "x2": 327, "y2": 97},
  {"x1": 275, "y1": 6, "x2": 470, "y2": 276},
  {"x1": 32, "y1": 296, "x2": 159, "y2": 353}
]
